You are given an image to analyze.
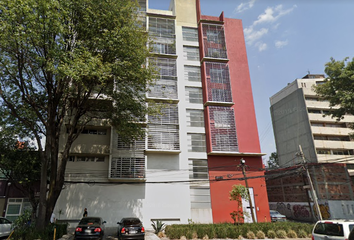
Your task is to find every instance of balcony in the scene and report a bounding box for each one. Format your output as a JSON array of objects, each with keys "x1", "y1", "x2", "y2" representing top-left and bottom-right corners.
[{"x1": 314, "y1": 140, "x2": 354, "y2": 149}]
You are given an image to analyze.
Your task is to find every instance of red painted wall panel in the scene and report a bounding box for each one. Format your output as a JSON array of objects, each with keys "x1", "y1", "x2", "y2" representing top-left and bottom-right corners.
[
  {"x1": 224, "y1": 18, "x2": 261, "y2": 153},
  {"x1": 208, "y1": 156, "x2": 270, "y2": 223}
]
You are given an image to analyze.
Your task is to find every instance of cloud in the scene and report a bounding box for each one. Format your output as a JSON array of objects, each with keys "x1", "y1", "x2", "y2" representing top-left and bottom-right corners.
[
  {"x1": 275, "y1": 40, "x2": 288, "y2": 48},
  {"x1": 234, "y1": 0, "x2": 256, "y2": 14},
  {"x1": 243, "y1": 4, "x2": 296, "y2": 50},
  {"x1": 244, "y1": 26, "x2": 268, "y2": 44},
  {"x1": 256, "y1": 42, "x2": 268, "y2": 52},
  {"x1": 253, "y1": 4, "x2": 297, "y2": 26}
]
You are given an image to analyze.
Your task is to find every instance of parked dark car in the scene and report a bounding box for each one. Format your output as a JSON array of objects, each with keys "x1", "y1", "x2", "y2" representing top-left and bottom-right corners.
[
  {"x1": 74, "y1": 217, "x2": 106, "y2": 240},
  {"x1": 269, "y1": 210, "x2": 287, "y2": 222},
  {"x1": 117, "y1": 217, "x2": 145, "y2": 240}
]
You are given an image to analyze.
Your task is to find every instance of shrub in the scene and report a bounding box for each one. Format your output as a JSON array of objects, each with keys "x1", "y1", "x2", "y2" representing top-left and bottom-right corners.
[
  {"x1": 247, "y1": 231, "x2": 256, "y2": 239},
  {"x1": 287, "y1": 230, "x2": 298, "y2": 238},
  {"x1": 192, "y1": 231, "x2": 198, "y2": 239},
  {"x1": 152, "y1": 220, "x2": 166, "y2": 234},
  {"x1": 267, "y1": 230, "x2": 276, "y2": 238},
  {"x1": 202, "y1": 234, "x2": 209, "y2": 240},
  {"x1": 276, "y1": 230, "x2": 287, "y2": 239},
  {"x1": 256, "y1": 230, "x2": 266, "y2": 239},
  {"x1": 297, "y1": 229, "x2": 308, "y2": 238}
]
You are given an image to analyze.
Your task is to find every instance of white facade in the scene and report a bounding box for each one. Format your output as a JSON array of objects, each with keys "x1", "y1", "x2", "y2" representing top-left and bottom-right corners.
[
  {"x1": 270, "y1": 74, "x2": 354, "y2": 174},
  {"x1": 55, "y1": 0, "x2": 213, "y2": 228}
]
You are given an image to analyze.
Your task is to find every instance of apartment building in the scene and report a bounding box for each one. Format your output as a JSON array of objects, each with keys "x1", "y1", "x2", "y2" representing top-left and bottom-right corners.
[
  {"x1": 54, "y1": 0, "x2": 269, "y2": 227},
  {"x1": 270, "y1": 74, "x2": 354, "y2": 172}
]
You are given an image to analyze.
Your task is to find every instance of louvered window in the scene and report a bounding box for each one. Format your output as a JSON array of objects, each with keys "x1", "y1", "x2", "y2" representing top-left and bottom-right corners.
[
  {"x1": 149, "y1": 17, "x2": 175, "y2": 55},
  {"x1": 148, "y1": 79, "x2": 177, "y2": 99},
  {"x1": 149, "y1": 104, "x2": 178, "y2": 125},
  {"x1": 147, "y1": 125, "x2": 180, "y2": 150},
  {"x1": 188, "y1": 133, "x2": 206, "y2": 152},
  {"x1": 182, "y1": 27, "x2": 198, "y2": 42},
  {"x1": 209, "y1": 106, "x2": 238, "y2": 152},
  {"x1": 185, "y1": 87, "x2": 203, "y2": 104},
  {"x1": 186, "y1": 109, "x2": 204, "y2": 127},
  {"x1": 190, "y1": 188, "x2": 211, "y2": 209},
  {"x1": 183, "y1": 46, "x2": 200, "y2": 61},
  {"x1": 184, "y1": 66, "x2": 201, "y2": 82},
  {"x1": 150, "y1": 57, "x2": 177, "y2": 80},
  {"x1": 110, "y1": 157, "x2": 145, "y2": 179},
  {"x1": 189, "y1": 159, "x2": 208, "y2": 179}
]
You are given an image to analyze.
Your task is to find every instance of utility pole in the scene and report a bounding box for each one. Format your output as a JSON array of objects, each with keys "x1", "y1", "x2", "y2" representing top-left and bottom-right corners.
[
  {"x1": 240, "y1": 158, "x2": 256, "y2": 223},
  {"x1": 298, "y1": 145, "x2": 323, "y2": 220}
]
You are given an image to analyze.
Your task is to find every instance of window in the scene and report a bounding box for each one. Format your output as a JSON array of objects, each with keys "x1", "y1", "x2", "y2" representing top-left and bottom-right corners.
[
  {"x1": 214, "y1": 111, "x2": 231, "y2": 128},
  {"x1": 183, "y1": 46, "x2": 200, "y2": 61},
  {"x1": 205, "y1": 62, "x2": 232, "y2": 103},
  {"x1": 188, "y1": 134, "x2": 206, "y2": 152},
  {"x1": 149, "y1": 104, "x2": 178, "y2": 125},
  {"x1": 210, "y1": 68, "x2": 225, "y2": 83},
  {"x1": 151, "y1": 57, "x2": 177, "y2": 80},
  {"x1": 182, "y1": 27, "x2": 198, "y2": 42},
  {"x1": 67, "y1": 127, "x2": 107, "y2": 135},
  {"x1": 202, "y1": 24, "x2": 227, "y2": 59},
  {"x1": 190, "y1": 187, "x2": 211, "y2": 209},
  {"x1": 6, "y1": 198, "x2": 31, "y2": 221},
  {"x1": 209, "y1": 106, "x2": 238, "y2": 152},
  {"x1": 149, "y1": 17, "x2": 175, "y2": 38},
  {"x1": 186, "y1": 109, "x2": 204, "y2": 127},
  {"x1": 317, "y1": 149, "x2": 331, "y2": 155},
  {"x1": 184, "y1": 66, "x2": 201, "y2": 82},
  {"x1": 189, "y1": 159, "x2": 208, "y2": 179},
  {"x1": 211, "y1": 88, "x2": 232, "y2": 102},
  {"x1": 148, "y1": 125, "x2": 180, "y2": 150},
  {"x1": 185, "y1": 87, "x2": 203, "y2": 104},
  {"x1": 308, "y1": 109, "x2": 321, "y2": 114},
  {"x1": 72, "y1": 156, "x2": 105, "y2": 162},
  {"x1": 148, "y1": 79, "x2": 177, "y2": 99},
  {"x1": 110, "y1": 157, "x2": 145, "y2": 179}
]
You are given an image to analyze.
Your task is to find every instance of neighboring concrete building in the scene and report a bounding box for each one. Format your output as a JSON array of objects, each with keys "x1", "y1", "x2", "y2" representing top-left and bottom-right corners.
[
  {"x1": 269, "y1": 74, "x2": 354, "y2": 221},
  {"x1": 270, "y1": 74, "x2": 354, "y2": 173},
  {"x1": 54, "y1": 0, "x2": 269, "y2": 227},
  {"x1": 266, "y1": 163, "x2": 354, "y2": 222}
]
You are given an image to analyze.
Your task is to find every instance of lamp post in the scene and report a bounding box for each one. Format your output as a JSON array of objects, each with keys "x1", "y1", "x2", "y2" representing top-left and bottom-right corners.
[{"x1": 240, "y1": 158, "x2": 256, "y2": 223}]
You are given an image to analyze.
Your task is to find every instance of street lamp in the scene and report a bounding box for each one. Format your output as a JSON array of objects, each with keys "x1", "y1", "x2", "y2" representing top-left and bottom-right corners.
[{"x1": 240, "y1": 158, "x2": 256, "y2": 223}]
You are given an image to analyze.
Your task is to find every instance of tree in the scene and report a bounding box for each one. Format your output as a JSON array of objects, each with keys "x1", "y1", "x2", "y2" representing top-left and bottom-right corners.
[
  {"x1": 0, "y1": 0, "x2": 154, "y2": 229},
  {"x1": 267, "y1": 152, "x2": 279, "y2": 169},
  {"x1": 0, "y1": 132, "x2": 40, "y2": 221},
  {"x1": 314, "y1": 57, "x2": 354, "y2": 129},
  {"x1": 229, "y1": 184, "x2": 249, "y2": 224}
]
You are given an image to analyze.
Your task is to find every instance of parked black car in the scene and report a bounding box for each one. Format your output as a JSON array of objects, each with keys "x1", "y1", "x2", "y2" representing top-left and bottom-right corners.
[
  {"x1": 74, "y1": 217, "x2": 106, "y2": 240},
  {"x1": 117, "y1": 217, "x2": 145, "y2": 240}
]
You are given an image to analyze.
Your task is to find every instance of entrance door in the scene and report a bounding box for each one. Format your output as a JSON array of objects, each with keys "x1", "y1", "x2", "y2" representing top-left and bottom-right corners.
[{"x1": 242, "y1": 188, "x2": 257, "y2": 223}]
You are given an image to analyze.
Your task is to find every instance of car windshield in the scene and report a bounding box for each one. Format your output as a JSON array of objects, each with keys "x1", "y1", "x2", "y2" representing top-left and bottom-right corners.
[
  {"x1": 314, "y1": 223, "x2": 344, "y2": 237},
  {"x1": 270, "y1": 211, "x2": 279, "y2": 216},
  {"x1": 123, "y1": 219, "x2": 141, "y2": 225},
  {"x1": 80, "y1": 218, "x2": 101, "y2": 225}
]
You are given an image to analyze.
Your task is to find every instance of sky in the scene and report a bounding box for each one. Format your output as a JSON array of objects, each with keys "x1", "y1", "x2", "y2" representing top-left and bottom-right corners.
[{"x1": 148, "y1": 0, "x2": 354, "y2": 162}]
